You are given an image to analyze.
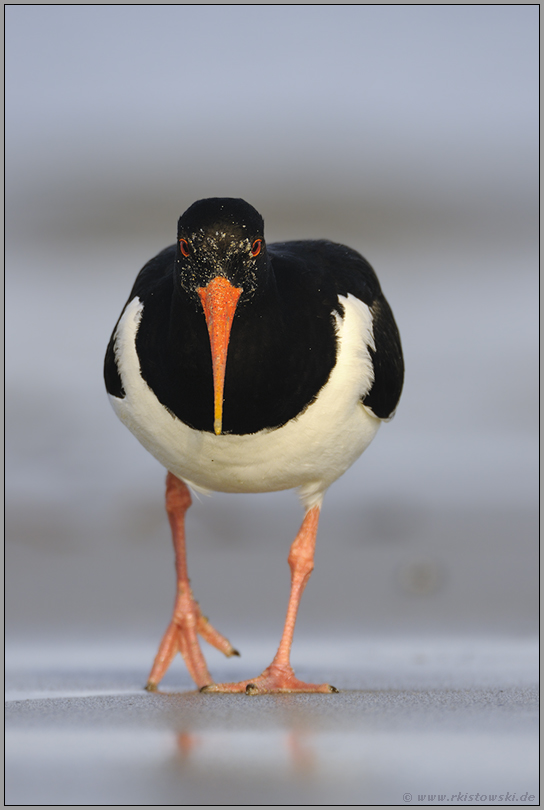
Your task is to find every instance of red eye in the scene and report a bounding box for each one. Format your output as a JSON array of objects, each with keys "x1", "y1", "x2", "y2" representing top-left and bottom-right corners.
[
  {"x1": 251, "y1": 239, "x2": 262, "y2": 257},
  {"x1": 179, "y1": 239, "x2": 191, "y2": 257}
]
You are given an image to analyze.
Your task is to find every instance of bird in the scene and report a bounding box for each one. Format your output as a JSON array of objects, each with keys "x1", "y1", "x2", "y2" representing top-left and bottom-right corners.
[{"x1": 104, "y1": 197, "x2": 403, "y2": 694}]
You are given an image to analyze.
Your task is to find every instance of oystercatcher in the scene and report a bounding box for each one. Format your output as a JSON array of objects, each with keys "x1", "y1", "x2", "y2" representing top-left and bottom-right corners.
[{"x1": 104, "y1": 197, "x2": 403, "y2": 694}]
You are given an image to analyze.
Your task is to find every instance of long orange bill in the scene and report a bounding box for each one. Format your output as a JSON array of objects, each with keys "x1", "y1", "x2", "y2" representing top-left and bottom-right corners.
[{"x1": 197, "y1": 277, "x2": 242, "y2": 435}]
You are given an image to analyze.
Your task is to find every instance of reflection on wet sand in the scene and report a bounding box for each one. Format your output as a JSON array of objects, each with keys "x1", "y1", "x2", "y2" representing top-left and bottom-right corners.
[{"x1": 174, "y1": 727, "x2": 316, "y2": 777}]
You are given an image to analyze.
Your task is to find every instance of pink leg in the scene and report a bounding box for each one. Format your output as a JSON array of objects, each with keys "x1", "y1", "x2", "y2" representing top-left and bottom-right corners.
[
  {"x1": 202, "y1": 505, "x2": 338, "y2": 694},
  {"x1": 145, "y1": 472, "x2": 239, "y2": 691}
]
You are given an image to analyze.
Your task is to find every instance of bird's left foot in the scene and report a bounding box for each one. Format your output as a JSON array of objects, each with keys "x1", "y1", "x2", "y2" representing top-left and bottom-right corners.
[{"x1": 200, "y1": 662, "x2": 338, "y2": 694}]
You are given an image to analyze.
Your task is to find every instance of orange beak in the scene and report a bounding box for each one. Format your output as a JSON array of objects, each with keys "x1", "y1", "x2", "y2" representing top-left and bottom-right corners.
[{"x1": 197, "y1": 277, "x2": 242, "y2": 435}]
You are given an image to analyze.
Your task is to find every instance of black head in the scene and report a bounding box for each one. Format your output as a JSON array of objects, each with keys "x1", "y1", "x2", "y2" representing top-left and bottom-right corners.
[{"x1": 176, "y1": 198, "x2": 268, "y2": 303}]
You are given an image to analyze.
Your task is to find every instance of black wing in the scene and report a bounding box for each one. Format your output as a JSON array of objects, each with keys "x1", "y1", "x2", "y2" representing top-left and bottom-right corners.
[
  {"x1": 103, "y1": 245, "x2": 176, "y2": 399},
  {"x1": 279, "y1": 240, "x2": 404, "y2": 420}
]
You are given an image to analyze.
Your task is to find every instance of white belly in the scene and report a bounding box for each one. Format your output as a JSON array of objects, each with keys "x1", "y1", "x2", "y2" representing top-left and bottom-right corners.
[{"x1": 110, "y1": 294, "x2": 381, "y2": 509}]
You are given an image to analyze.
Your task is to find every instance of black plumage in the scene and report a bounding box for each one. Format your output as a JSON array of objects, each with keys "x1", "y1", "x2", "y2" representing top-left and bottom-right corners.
[{"x1": 105, "y1": 201, "x2": 403, "y2": 434}]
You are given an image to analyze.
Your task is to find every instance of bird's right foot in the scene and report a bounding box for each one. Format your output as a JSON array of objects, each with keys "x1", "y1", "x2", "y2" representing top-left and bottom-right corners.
[{"x1": 145, "y1": 593, "x2": 238, "y2": 691}]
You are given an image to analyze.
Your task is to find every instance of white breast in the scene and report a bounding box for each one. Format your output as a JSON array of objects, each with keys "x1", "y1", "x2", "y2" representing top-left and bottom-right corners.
[{"x1": 110, "y1": 294, "x2": 381, "y2": 509}]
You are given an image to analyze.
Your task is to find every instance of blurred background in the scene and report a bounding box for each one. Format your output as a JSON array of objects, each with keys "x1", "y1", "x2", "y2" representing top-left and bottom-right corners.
[{"x1": 6, "y1": 5, "x2": 538, "y2": 669}]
